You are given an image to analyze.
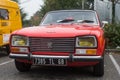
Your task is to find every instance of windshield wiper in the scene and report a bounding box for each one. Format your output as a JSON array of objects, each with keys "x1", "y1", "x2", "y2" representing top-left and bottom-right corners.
[
  {"x1": 57, "y1": 18, "x2": 74, "y2": 23},
  {"x1": 77, "y1": 20, "x2": 94, "y2": 23}
]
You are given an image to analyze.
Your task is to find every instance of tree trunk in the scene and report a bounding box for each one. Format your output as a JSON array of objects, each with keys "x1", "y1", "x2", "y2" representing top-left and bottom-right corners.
[{"x1": 112, "y1": 1, "x2": 116, "y2": 23}]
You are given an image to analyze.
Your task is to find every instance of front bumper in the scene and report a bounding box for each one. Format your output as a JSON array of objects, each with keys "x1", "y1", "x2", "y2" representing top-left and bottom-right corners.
[{"x1": 9, "y1": 53, "x2": 103, "y2": 62}]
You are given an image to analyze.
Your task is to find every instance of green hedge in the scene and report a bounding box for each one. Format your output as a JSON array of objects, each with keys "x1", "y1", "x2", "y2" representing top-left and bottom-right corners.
[{"x1": 104, "y1": 24, "x2": 120, "y2": 49}]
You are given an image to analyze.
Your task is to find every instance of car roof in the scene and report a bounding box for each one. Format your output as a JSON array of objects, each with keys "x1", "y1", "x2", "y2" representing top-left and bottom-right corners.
[
  {"x1": 0, "y1": 0, "x2": 19, "y2": 8},
  {"x1": 48, "y1": 10, "x2": 96, "y2": 13}
]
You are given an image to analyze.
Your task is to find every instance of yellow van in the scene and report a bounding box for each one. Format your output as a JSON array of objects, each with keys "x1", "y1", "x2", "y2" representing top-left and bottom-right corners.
[{"x1": 0, "y1": 0, "x2": 22, "y2": 54}]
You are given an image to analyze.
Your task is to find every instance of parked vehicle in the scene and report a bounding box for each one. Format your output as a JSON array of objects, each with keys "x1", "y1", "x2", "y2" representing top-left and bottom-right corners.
[
  {"x1": 9, "y1": 10, "x2": 106, "y2": 76},
  {"x1": 0, "y1": 0, "x2": 22, "y2": 54}
]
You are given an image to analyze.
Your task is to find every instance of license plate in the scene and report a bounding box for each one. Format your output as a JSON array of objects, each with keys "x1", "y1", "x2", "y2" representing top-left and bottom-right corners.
[{"x1": 33, "y1": 58, "x2": 67, "y2": 66}]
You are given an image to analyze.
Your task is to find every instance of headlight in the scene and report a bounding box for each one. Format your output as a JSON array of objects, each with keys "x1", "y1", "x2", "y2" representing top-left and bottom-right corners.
[
  {"x1": 11, "y1": 35, "x2": 29, "y2": 46},
  {"x1": 76, "y1": 36, "x2": 97, "y2": 47}
]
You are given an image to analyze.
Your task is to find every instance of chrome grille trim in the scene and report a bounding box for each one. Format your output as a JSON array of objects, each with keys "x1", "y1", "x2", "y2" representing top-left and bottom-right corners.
[{"x1": 29, "y1": 38, "x2": 75, "y2": 52}]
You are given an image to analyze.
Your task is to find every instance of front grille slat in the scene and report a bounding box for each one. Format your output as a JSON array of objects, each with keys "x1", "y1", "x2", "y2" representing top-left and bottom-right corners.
[{"x1": 29, "y1": 38, "x2": 75, "y2": 52}]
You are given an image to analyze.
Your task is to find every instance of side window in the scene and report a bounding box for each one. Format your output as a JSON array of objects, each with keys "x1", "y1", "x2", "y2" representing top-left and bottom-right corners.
[{"x1": 0, "y1": 8, "x2": 9, "y2": 20}]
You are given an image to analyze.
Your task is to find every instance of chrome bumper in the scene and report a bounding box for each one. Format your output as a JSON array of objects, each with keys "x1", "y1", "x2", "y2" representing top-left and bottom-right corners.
[{"x1": 9, "y1": 53, "x2": 103, "y2": 62}]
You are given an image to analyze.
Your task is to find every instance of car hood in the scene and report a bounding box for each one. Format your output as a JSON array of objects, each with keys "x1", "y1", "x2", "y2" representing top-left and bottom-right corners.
[{"x1": 13, "y1": 24, "x2": 102, "y2": 37}]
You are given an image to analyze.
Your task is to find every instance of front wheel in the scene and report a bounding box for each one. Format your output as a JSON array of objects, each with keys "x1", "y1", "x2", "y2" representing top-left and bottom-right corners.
[
  {"x1": 15, "y1": 60, "x2": 32, "y2": 72},
  {"x1": 93, "y1": 58, "x2": 104, "y2": 77}
]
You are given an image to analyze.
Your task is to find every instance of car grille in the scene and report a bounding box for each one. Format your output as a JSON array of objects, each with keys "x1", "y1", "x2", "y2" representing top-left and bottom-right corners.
[{"x1": 29, "y1": 37, "x2": 75, "y2": 52}]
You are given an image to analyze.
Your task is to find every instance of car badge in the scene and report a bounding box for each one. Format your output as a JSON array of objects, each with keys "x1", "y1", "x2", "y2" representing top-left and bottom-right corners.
[{"x1": 47, "y1": 42, "x2": 53, "y2": 48}]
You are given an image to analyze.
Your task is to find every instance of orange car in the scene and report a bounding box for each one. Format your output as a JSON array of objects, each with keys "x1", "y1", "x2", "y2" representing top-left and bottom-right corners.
[{"x1": 9, "y1": 10, "x2": 106, "y2": 76}]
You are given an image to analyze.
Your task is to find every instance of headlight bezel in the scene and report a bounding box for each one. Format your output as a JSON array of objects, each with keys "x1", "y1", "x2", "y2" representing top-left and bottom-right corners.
[
  {"x1": 11, "y1": 35, "x2": 29, "y2": 47},
  {"x1": 76, "y1": 36, "x2": 97, "y2": 48}
]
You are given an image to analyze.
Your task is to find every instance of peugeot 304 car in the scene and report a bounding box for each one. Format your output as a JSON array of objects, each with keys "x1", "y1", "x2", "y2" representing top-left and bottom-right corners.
[{"x1": 9, "y1": 10, "x2": 106, "y2": 76}]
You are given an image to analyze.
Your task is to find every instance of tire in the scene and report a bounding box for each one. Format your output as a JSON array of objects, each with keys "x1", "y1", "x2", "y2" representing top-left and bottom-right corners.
[
  {"x1": 93, "y1": 58, "x2": 104, "y2": 77},
  {"x1": 5, "y1": 44, "x2": 10, "y2": 55},
  {"x1": 15, "y1": 60, "x2": 32, "y2": 72}
]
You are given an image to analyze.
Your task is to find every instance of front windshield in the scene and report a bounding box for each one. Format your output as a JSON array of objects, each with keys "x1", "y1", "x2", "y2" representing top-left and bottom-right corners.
[{"x1": 40, "y1": 11, "x2": 98, "y2": 25}]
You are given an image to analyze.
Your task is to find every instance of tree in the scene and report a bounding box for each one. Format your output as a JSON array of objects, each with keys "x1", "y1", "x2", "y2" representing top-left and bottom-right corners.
[
  {"x1": 12, "y1": 0, "x2": 30, "y2": 27},
  {"x1": 12, "y1": 0, "x2": 18, "y2": 3},
  {"x1": 84, "y1": 0, "x2": 94, "y2": 10},
  {"x1": 40, "y1": 0, "x2": 83, "y2": 17},
  {"x1": 41, "y1": 0, "x2": 94, "y2": 15}
]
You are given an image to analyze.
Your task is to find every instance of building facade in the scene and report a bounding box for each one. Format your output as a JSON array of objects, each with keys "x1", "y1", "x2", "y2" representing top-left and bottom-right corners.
[{"x1": 94, "y1": 0, "x2": 112, "y2": 23}]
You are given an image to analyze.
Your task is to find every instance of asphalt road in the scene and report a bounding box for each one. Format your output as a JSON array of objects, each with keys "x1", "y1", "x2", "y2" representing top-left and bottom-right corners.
[{"x1": 0, "y1": 52, "x2": 120, "y2": 80}]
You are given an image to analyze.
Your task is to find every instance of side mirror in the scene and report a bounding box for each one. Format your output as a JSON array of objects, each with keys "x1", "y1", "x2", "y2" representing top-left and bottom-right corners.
[{"x1": 102, "y1": 21, "x2": 108, "y2": 28}]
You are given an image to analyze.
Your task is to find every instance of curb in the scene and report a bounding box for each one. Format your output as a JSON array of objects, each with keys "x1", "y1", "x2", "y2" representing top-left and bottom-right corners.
[{"x1": 105, "y1": 49, "x2": 120, "y2": 53}]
